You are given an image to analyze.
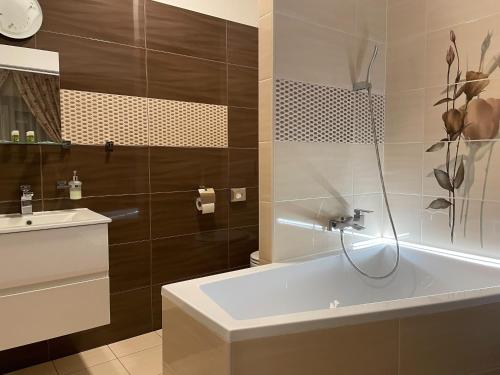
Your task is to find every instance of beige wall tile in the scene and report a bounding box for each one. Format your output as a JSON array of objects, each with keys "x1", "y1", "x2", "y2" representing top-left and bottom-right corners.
[
  {"x1": 109, "y1": 332, "x2": 162, "y2": 358},
  {"x1": 258, "y1": 0, "x2": 272, "y2": 17},
  {"x1": 273, "y1": 198, "x2": 322, "y2": 260},
  {"x1": 384, "y1": 142, "x2": 423, "y2": 195},
  {"x1": 259, "y1": 141, "x2": 273, "y2": 202},
  {"x1": 258, "y1": 79, "x2": 273, "y2": 142},
  {"x1": 275, "y1": 13, "x2": 386, "y2": 92},
  {"x1": 313, "y1": 195, "x2": 354, "y2": 253},
  {"x1": 275, "y1": 0, "x2": 356, "y2": 35},
  {"x1": 259, "y1": 201, "x2": 273, "y2": 262},
  {"x1": 355, "y1": 0, "x2": 388, "y2": 43},
  {"x1": 53, "y1": 346, "x2": 116, "y2": 375},
  {"x1": 421, "y1": 195, "x2": 454, "y2": 250},
  {"x1": 353, "y1": 194, "x2": 384, "y2": 242},
  {"x1": 384, "y1": 193, "x2": 422, "y2": 243},
  {"x1": 273, "y1": 196, "x2": 353, "y2": 260},
  {"x1": 426, "y1": 0, "x2": 500, "y2": 33},
  {"x1": 423, "y1": 195, "x2": 500, "y2": 259},
  {"x1": 386, "y1": 35, "x2": 426, "y2": 93},
  {"x1": 274, "y1": 142, "x2": 353, "y2": 201},
  {"x1": 400, "y1": 302, "x2": 500, "y2": 375},
  {"x1": 423, "y1": 140, "x2": 500, "y2": 203},
  {"x1": 385, "y1": 89, "x2": 425, "y2": 143},
  {"x1": 259, "y1": 13, "x2": 273, "y2": 81},
  {"x1": 425, "y1": 14, "x2": 500, "y2": 89},
  {"x1": 352, "y1": 143, "x2": 384, "y2": 195},
  {"x1": 387, "y1": 0, "x2": 426, "y2": 44},
  {"x1": 231, "y1": 319, "x2": 398, "y2": 375}
]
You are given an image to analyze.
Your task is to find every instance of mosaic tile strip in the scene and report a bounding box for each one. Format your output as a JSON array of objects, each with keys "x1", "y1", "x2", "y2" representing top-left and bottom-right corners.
[
  {"x1": 61, "y1": 90, "x2": 148, "y2": 146},
  {"x1": 148, "y1": 99, "x2": 227, "y2": 148},
  {"x1": 275, "y1": 79, "x2": 384, "y2": 144}
]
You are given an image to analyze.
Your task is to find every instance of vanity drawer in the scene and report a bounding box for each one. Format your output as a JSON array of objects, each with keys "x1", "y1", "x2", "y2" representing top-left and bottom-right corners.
[
  {"x1": 0, "y1": 276, "x2": 110, "y2": 351},
  {"x1": 0, "y1": 224, "x2": 109, "y2": 290}
]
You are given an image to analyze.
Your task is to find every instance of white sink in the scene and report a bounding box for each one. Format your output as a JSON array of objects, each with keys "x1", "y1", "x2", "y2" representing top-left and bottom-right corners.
[
  {"x1": 0, "y1": 208, "x2": 111, "y2": 234},
  {"x1": 0, "y1": 208, "x2": 112, "y2": 351}
]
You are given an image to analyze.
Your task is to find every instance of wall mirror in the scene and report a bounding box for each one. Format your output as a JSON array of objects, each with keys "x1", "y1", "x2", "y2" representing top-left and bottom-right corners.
[{"x1": 0, "y1": 44, "x2": 62, "y2": 145}]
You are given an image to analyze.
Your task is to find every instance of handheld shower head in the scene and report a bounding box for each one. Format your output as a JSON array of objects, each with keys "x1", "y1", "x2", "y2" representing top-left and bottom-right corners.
[
  {"x1": 366, "y1": 45, "x2": 379, "y2": 85},
  {"x1": 353, "y1": 44, "x2": 379, "y2": 92}
]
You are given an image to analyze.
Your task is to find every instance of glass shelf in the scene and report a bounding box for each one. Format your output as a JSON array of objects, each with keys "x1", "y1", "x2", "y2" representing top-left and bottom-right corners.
[{"x1": 0, "y1": 140, "x2": 71, "y2": 148}]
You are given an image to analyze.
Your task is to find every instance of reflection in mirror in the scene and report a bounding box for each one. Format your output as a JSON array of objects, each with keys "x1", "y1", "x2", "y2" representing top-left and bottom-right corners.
[{"x1": 0, "y1": 68, "x2": 61, "y2": 143}]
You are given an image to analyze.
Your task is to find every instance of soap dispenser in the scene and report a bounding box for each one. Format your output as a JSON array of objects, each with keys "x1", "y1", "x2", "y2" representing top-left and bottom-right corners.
[{"x1": 68, "y1": 170, "x2": 82, "y2": 200}]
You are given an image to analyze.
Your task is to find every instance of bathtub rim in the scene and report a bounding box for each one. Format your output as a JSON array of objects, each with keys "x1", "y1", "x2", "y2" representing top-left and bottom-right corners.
[{"x1": 161, "y1": 239, "x2": 500, "y2": 343}]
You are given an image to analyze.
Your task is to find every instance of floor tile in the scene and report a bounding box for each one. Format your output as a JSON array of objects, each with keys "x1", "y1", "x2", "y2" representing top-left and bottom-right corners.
[
  {"x1": 53, "y1": 346, "x2": 116, "y2": 375},
  {"x1": 6, "y1": 362, "x2": 57, "y2": 375},
  {"x1": 109, "y1": 332, "x2": 162, "y2": 358},
  {"x1": 120, "y1": 346, "x2": 162, "y2": 375},
  {"x1": 71, "y1": 360, "x2": 129, "y2": 375}
]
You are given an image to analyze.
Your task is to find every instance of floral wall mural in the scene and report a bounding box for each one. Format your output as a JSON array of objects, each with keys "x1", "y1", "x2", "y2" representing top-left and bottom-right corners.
[{"x1": 426, "y1": 30, "x2": 500, "y2": 246}]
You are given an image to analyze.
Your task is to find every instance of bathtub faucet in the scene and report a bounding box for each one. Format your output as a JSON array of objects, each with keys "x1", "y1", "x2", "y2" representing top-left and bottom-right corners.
[{"x1": 327, "y1": 209, "x2": 373, "y2": 232}]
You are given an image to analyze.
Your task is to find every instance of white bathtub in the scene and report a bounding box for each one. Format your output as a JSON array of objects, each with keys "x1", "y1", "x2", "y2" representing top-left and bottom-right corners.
[{"x1": 162, "y1": 239, "x2": 500, "y2": 343}]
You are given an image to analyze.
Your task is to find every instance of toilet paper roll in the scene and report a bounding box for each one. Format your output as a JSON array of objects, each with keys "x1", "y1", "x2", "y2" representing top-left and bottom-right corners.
[
  {"x1": 196, "y1": 199, "x2": 215, "y2": 214},
  {"x1": 196, "y1": 187, "x2": 216, "y2": 214}
]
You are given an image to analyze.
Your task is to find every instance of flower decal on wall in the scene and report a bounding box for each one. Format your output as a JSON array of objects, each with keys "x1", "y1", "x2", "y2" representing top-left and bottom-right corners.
[{"x1": 426, "y1": 30, "x2": 500, "y2": 244}]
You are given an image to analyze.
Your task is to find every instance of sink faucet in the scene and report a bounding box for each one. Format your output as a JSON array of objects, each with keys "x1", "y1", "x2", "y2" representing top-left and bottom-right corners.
[
  {"x1": 328, "y1": 209, "x2": 373, "y2": 232},
  {"x1": 20, "y1": 185, "x2": 34, "y2": 215}
]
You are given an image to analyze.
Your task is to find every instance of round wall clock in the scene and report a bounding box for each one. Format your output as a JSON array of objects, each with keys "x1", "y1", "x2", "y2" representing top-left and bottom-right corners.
[{"x1": 0, "y1": 0, "x2": 43, "y2": 39}]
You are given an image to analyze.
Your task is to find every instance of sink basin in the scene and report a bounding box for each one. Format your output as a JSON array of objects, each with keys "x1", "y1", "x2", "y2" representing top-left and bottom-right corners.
[
  {"x1": 0, "y1": 208, "x2": 112, "y2": 351},
  {"x1": 0, "y1": 208, "x2": 111, "y2": 234}
]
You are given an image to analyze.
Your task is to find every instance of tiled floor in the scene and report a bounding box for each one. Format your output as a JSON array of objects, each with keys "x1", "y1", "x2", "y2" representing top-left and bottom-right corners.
[{"x1": 7, "y1": 331, "x2": 163, "y2": 375}]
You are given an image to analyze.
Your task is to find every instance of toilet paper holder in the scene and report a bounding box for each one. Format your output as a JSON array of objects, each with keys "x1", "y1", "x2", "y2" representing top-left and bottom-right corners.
[{"x1": 196, "y1": 187, "x2": 216, "y2": 214}]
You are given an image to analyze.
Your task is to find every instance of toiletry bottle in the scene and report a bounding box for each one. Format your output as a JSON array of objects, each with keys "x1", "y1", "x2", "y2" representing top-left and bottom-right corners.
[
  {"x1": 11, "y1": 130, "x2": 20, "y2": 142},
  {"x1": 68, "y1": 170, "x2": 82, "y2": 200},
  {"x1": 26, "y1": 131, "x2": 35, "y2": 143}
]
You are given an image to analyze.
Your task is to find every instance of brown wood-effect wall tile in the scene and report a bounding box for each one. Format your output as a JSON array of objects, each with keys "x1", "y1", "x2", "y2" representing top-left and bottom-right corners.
[
  {"x1": 229, "y1": 226, "x2": 258, "y2": 268},
  {"x1": 227, "y1": 22, "x2": 258, "y2": 68},
  {"x1": 0, "y1": 35, "x2": 36, "y2": 48},
  {"x1": 150, "y1": 147, "x2": 228, "y2": 192},
  {"x1": 38, "y1": 0, "x2": 145, "y2": 47},
  {"x1": 0, "y1": 340, "x2": 49, "y2": 374},
  {"x1": 151, "y1": 190, "x2": 228, "y2": 239},
  {"x1": 146, "y1": 2, "x2": 226, "y2": 62},
  {"x1": 228, "y1": 65, "x2": 258, "y2": 108},
  {"x1": 0, "y1": 200, "x2": 42, "y2": 215},
  {"x1": 109, "y1": 241, "x2": 151, "y2": 294},
  {"x1": 37, "y1": 32, "x2": 146, "y2": 97},
  {"x1": 152, "y1": 230, "x2": 228, "y2": 285},
  {"x1": 147, "y1": 50, "x2": 226, "y2": 105},
  {"x1": 43, "y1": 195, "x2": 150, "y2": 245},
  {"x1": 0, "y1": 145, "x2": 41, "y2": 202},
  {"x1": 152, "y1": 284, "x2": 163, "y2": 330},
  {"x1": 229, "y1": 148, "x2": 259, "y2": 188},
  {"x1": 228, "y1": 107, "x2": 258, "y2": 148},
  {"x1": 48, "y1": 287, "x2": 152, "y2": 359},
  {"x1": 229, "y1": 187, "x2": 258, "y2": 228},
  {"x1": 41, "y1": 145, "x2": 149, "y2": 198}
]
